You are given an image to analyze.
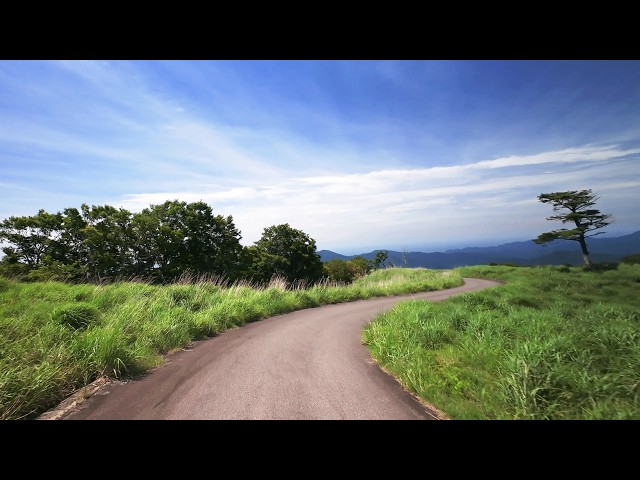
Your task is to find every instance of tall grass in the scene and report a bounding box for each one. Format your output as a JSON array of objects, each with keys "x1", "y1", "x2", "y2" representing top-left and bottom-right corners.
[
  {"x1": 362, "y1": 264, "x2": 640, "y2": 419},
  {"x1": 0, "y1": 268, "x2": 462, "y2": 420}
]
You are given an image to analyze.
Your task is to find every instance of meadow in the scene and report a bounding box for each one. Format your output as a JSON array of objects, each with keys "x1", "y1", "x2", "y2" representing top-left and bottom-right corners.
[
  {"x1": 363, "y1": 263, "x2": 640, "y2": 419},
  {"x1": 5, "y1": 262, "x2": 638, "y2": 421},
  {"x1": 0, "y1": 268, "x2": 462, "y2": 420}
]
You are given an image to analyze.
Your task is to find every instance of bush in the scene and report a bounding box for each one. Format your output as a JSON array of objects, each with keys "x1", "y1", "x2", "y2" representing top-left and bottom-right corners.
[
  {"x1": 24, "y1": 261, "x2": 88, "y2": 283},
  {"x1": 323, "y1": 259, "x2": 356, "y2": 284},
  {"x1": 621, "y1": 253, "x2": 640, "y2": 265},
  {"x1": 51, "y1": 303, "x2": 100, "y2": 330},
  {"x1": 0, "y1": 261, "x2": 30, "y2": 279}
]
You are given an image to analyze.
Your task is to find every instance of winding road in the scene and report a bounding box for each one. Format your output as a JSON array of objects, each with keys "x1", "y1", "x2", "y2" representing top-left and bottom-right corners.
[{"x1": 53, "y1": 278, "x2": 500, "y2": 420}]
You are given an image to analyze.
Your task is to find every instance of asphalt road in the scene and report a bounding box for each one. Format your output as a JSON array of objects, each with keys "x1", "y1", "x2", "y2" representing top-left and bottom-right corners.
[{"x1": 56, "y1": 278, "x2": 500, "y2": 420}]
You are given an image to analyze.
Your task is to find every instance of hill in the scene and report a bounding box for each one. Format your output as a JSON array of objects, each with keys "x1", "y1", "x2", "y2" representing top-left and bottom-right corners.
[{"x1": 318, "y1": 231, "x2": 640, "y2": 268}]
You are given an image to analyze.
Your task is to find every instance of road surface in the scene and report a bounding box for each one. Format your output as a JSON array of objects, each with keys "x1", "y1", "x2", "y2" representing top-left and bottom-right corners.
[{"x1": 52, "y1": 277, "x2": 500, "y2": 420}]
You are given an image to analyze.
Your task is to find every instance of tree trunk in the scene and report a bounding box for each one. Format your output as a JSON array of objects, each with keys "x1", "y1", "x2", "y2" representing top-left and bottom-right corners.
[{"x1": 577, "y1": 235, "x2": 592, "y2": 268}]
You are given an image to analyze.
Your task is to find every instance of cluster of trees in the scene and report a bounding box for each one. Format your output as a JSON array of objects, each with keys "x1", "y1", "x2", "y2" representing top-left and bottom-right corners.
[
  {"x1": 0, "y1": 200, "x2": 334, "y2": 285},
  {"x1": 3, "y1": 189, "x2": 608, "y2": 285},
  {"x1": 322, "y1": 251, "x2": 389, "y2": 283}
]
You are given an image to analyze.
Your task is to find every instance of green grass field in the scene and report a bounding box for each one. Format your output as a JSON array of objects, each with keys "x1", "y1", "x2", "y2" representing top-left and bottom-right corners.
[
  {"x1": 6, "y1": 263, "x2": 638, "y2": 421},
  {"x1": 362, "y1": 264, "x2": 640, "y2": 419},
  {"x1": 0, "y1": 268, "x2": 462, "y2": 420}
]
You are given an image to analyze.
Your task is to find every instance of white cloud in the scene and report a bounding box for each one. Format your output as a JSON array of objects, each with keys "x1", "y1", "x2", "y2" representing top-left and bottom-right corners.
[
  {"x1": 114, "y1": 144, "x2": 640, "y2": 251},
  {"x1": 471, "y1": 145, "x2": 640, "y2": 169}
]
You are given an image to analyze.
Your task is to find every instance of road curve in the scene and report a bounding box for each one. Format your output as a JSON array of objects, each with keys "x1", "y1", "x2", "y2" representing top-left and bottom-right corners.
[{"x1": 55, "y1": 277, "x2": 500, "y2": 420}]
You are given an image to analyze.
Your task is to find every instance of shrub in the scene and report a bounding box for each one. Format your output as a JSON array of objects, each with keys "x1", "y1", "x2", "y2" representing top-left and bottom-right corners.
[
  {"x1": 621, "y1": 253, "x2": 640, "y2": 265},
  {"x1": 24, "y1": 262, "x2": 88, "y2": 283},
  {"x1": 323, "y1": 259, "x2": 356, "y2": 284}
]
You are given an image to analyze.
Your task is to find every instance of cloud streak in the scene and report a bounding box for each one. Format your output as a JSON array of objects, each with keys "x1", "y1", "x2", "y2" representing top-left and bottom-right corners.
[{"x1": 117, "y1": 144, "x2": 640, "y2": 252}]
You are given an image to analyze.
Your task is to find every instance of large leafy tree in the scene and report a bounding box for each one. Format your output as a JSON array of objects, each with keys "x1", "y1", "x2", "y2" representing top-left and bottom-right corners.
[
  {"x1": 57, "y1": 207, "x2": 90, "y2": 266},
  {"x1": 133, "y1": 200, "x2": 192, "y2": 281},
  {"x1": 533, "y1": 189, "x2": 612, "y2": 268},
  {"x1": 131, "y1": 200, "x2": 243, "y2": 282},
  {"x1": 0, "y1": 209, "x2": 64, "y2": 268},
  {"x1": 253, "y1": 223, "x2": 324, "y2": 285},
  {"x1": 180, "y1": 201, "x2": 243, "y2": 279},
  {"x1": 80, "y1": 204, "x2": 135, "y2": 279}
]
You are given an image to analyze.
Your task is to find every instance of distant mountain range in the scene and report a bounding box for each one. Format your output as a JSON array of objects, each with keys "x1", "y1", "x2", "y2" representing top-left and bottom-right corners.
[{"x1": 318, "y1": 231, "x2": 640, "y2": 268}]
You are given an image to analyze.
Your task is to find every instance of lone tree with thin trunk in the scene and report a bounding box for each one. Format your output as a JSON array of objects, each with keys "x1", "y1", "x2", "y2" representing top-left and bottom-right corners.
[{"x1": 533, "y1": 189, "x2": 613, "y2": 268}]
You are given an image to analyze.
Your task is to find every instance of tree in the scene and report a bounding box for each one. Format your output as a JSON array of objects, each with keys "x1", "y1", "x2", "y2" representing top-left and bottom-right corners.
[
  {"x1": 80, "y1": 204, "x2": 134, "y2": 279},
  {"x1": 533, "y1": 189, "x2": 612, "y2": 268},
  {"x1": 177, "y1": 201, "x2": 243, "y2": 279},
  {"x1": 0, "y1": 200, "x2": 245, "y2": 284},
  {"x1": 0, "y1": 209, "x2": 64, "y2": 269},
  {"x1": 131, "y1": 200, "x2": 243, "y2": 282},
  {"x1": 323, "y1": 259, "x2": 356, "y2": 283},
  {"x1": 368, "y1": 250, "x2": 389, "y2": 270},
  {"x1": 253, "y1": 224, "x2": 324, "y2": 285},
  {"x1": 349, "y1": 256, "x2": 371, "y2": 277}
]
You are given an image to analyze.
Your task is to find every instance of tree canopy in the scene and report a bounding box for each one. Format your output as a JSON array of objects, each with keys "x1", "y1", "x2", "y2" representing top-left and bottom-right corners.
[
  {"x1": 252, "y1": 223, "x2": 324, "y2": 285},
  {"x1": 0, "y1": 201, "x2": 244, "y2": 283},
  {"x1": 0, "y1": 202, "x2": 328, "y2": 286}
]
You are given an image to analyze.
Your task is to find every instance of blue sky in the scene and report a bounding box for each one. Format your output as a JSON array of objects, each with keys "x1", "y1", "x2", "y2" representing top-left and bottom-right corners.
[{"x1": 1, "y1": 60, "x2": 639, "y2": 254}]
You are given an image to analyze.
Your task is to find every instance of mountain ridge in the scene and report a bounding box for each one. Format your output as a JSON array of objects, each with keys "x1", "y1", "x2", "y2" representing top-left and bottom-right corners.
[{"x1": 318, "y1": 231, "x2": 640, "y2": 268}]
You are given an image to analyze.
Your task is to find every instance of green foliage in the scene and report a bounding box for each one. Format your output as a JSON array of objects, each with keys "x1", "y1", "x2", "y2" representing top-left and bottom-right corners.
[
  {"x1": 244, "y1": 246, "x2": 289, "y2": 285},
  {"x1": 253, "y1": 223, "x2": 324, "y2": 285},
  {"x1": 353, "y1": 267, "x2": 461, "y2": 293},
  {"x1": 51, "y1": 303, "x2": 100, "y2": 330},
  {"x1": 0, "y1": 209, "x2": 64, "y2": 268},
  {"x1": 323, "y1": 259, "x2": 356, "y2": 283},
  {"x1": 621, "y1": 253, "x2": 640, "y2": 265},
  {"x1": 0, "y1": 268, "x2": 461, "y2": 419},
  {"x1": 369, "y1": 250, "x2": 389, "y2": 270},
  {"x1": 1, "y1": 203, "x2": 333, "y2": 288},
  {"x1": 0, "y1": 276, "x2": 12, "y2": 293},
  {"x1": 349, "y1": 256, "x2": 371, "y2": 276},
  {"x1": 80, "y1": 204, "x2": 134, "y2": 279},
  {"x1": 0, "y1": 200, "x2": 245, "y2": 284},
  {"x1": 24, "y1": 260, "x2": 88, "y2": 283},
  {"x1": 132, "y1": 200, "x2": 243, "y2": 282},
  {"x1": 363, "y1": 263, "x2": 640, "y2": 419},
  {"x1": 323, "y1": 252, "x2": 389, "y2": 283},
  {"x1": 0, "y1": 254, "x2": 31, "y2": 279},
  {"x1": 322, "y1": 257, "x2": 375, "y2": 283},
  {"x1": 534, "y1": 189, "x2": 613, "y2": 268}
]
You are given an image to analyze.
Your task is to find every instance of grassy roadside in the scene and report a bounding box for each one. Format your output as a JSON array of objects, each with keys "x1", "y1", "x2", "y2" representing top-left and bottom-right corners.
[
  {"x1": 362, "y1": 264, "x2": 640, "y2": 419},
  {"x1": 0, "y1": 268, "x2": 462, "y2": 420}
]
